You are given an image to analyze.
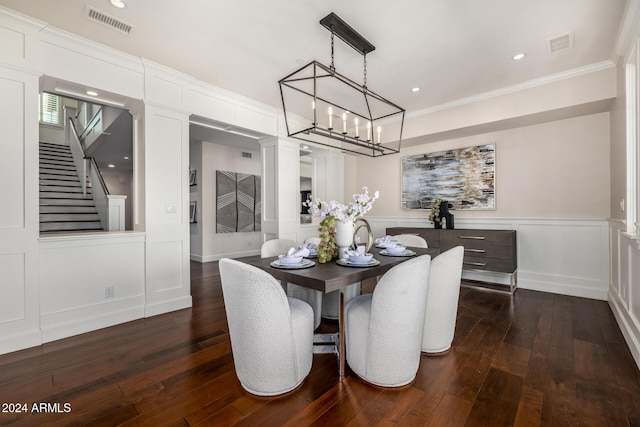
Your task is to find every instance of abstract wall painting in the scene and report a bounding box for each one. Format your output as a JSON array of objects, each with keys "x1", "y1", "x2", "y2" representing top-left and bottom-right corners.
[
  {"x1": 401, "y1": 144, "x2": 495, "y2": 210},
  {"x1": 216, "y1": 170, "x2": 261, "y2": 233}
]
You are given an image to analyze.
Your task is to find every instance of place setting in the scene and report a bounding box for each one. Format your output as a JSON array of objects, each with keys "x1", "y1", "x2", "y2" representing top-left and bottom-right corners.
[
  {"x1": 336, "y1": 246, "x2": 380, "y2": 268},
  {"x1": 271, "y1": 246, "x2": 316, "y2": 269},
  {"x1": 300, "y1": 242, "x2": 318, "y2": 259},
  {"x1": 375, "y1": 236, "x2": 416, "y2": 257}
]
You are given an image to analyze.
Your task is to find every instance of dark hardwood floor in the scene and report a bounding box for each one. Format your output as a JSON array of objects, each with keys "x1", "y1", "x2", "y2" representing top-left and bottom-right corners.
[{"x1": 1, "y1": 261, "x2": 639, "y2": 426}]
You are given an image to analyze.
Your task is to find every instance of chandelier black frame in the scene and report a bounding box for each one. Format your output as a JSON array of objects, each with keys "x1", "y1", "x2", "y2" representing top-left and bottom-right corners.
[{"x1": 278, "y1": 12, "x2": 405, "y2": 157}]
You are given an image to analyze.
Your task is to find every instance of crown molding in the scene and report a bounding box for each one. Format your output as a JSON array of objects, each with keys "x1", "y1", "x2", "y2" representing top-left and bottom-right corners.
[
  {"x1": 406, "y1": 60, "x2": 616, "y2": 120},
  {"x1": 614, "y1": 0, "x2": 640, "y2": 59},
  {"x1": 39, "y1": 26, "x2": 144, "y2": 74},
  {"x1": 0, "y1": 5, "x2": 46, "y2": 30}
]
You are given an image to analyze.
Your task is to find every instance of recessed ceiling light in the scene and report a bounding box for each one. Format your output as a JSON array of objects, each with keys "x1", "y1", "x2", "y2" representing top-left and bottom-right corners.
[
  {"x1": 123, "y1": 156, "x2": 129, "y2": 160},
  {"x1": 86, "y1": 90, "x2": 99, "y2": 96},
  {"x1": 108, "y1": 164, "x2": 115, "y2": 168},
  {"x1": 110, "y1": 0, "x2": 126, "y2": 9},
  {"x1": 411, "y1": 87, "x2": 420, "y2": 92},
  {"x1": 512, "y1": 53, "x2": 526, "y2": 60}
]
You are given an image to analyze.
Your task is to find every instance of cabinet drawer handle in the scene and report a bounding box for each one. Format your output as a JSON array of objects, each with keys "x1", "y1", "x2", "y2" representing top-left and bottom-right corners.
[
  {"x1": 459, "y1": 235, "x2": 485, "y2": 240},
  {"x1": 465, "y1": 248, "x2": 486, "y2": 253},
  {"x1": 464, "y1": 261, "x2": 487, "y2": 267}
]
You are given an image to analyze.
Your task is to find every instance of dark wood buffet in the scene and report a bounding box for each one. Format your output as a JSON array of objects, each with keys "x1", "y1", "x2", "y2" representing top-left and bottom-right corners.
[{"x1": 386, "y1": 227, "x2": 517, "y2": 292}]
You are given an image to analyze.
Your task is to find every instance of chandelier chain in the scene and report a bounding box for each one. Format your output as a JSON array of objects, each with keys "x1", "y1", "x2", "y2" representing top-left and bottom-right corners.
[
  {"x1": 330, "y1": 30, "x2": 335, "y2": 72},
  {"x1": 363, "y1": 53, "x2": 367, "y2": 90}
]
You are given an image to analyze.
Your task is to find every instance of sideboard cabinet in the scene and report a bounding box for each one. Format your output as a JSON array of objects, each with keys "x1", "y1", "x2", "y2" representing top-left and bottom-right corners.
[{"x1": 386, "y1": 227, "x2": 517, "y2": 292}]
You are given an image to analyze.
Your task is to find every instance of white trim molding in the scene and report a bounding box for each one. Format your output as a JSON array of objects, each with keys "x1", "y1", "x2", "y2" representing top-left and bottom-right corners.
[{"x1": 609, "y1": 219, "x2": 640, "y2": 369}]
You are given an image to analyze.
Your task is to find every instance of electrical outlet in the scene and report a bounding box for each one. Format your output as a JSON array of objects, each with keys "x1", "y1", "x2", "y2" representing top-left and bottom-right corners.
[{"x1": 105, "y1": 286, "x2": 115, "y2": 298}]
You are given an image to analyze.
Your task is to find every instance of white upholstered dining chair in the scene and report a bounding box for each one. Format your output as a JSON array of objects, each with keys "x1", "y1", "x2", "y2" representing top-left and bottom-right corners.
[
  {"x1": 218, "y1": 258, "x2": 314, "y2": 396},
  {"x1": 261, "y1": 239, "x2": 322, "y2": 329},
  {"x1": 421, "y1": 246, "x2": 464, "y2": 354},
  {"x1": 345, "y1": 254, "x2": 431, "y2": 387},
  {"x1": 304, "y1": 236, "x2": 322, "y2": 246},
  {"x1": 391, "y1": 234, "x2": 429, "y2": 248}
]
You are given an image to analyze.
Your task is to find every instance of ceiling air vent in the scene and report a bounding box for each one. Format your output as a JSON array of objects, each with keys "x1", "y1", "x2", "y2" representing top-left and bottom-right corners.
[
  {"x1": 84, "y1": 6, "x2": 133, "y2": 35},
  {"x1": 547, "y1": 32, "x2": 573, "y2": 53},
  {"x1": 242, "y1": 152, "x2": 252, "y2": 159}
]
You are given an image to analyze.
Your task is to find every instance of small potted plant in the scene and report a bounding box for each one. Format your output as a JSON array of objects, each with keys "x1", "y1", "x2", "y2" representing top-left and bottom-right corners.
[{"x1": 429, "y1": 198, "x2": 454, "y2": 229}]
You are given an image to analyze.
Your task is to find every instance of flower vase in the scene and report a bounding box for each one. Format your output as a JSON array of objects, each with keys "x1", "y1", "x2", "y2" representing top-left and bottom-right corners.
[
  {"x1": 434, "y1": 222, "x2": 443, "y2": 229},
  {"x1": 335, "y1": 220, "x2": 355, "y2": 259}
]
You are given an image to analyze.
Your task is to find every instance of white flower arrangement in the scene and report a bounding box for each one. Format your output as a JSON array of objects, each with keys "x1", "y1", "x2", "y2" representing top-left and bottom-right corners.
[{"x1": 305, "y1": 187, "x2": 380, "y2": 223}]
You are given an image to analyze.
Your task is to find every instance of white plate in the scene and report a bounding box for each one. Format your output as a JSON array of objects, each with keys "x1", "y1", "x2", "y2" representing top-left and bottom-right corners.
[
  {"x1": 270, "y1": 259, "x2": 316, "y2": 269},
  {"x1": 379, "y1": 249, "x2": 416, "y2": 257},
  {"x1": 336, "y1": 258, "x2": 380, "y2": 268}
]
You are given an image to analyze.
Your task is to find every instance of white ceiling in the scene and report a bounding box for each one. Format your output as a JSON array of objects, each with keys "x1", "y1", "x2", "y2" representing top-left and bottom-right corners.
[{"x1": 0, "y1": 0, "x2": 628, "y2": 118}]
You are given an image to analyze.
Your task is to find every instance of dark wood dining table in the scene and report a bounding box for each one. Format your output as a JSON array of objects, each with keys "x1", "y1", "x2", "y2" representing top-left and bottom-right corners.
[{"x1": 238, "y1": 246, "x2": 439, "y2": 379}]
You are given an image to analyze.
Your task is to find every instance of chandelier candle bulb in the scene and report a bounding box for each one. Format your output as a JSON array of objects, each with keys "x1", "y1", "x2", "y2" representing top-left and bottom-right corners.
[
  {"x1": 312, "y1": 100, "x2": 316, "y2": 125},
  {"x1": 367, "y1": 121, "x2": 371, "y2": 141},
  {"x1": 342, "y1": 113, "x2": 347, "y2": 134},
  {"x1": 377, "y1": 126, "x2": 382, "y2": 144},
  {"x1": 354, "y1": 118, "x2": 359, "y2": 138},
  {"x1": 328, "y1": 107, "x2": 333, "y2": 129}
]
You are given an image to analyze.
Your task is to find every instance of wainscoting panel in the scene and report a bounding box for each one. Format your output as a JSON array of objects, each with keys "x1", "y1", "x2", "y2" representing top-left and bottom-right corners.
[
  {"x1": 39, "y1": 233, "x2": 146, "y2": 343},
  {"x1": 367, "y1": 217, "x2": 609, "y2": 299},
  {"x1": 146, "y1": 240, "x2": 184, "y2": 293},
  {"x1": 0, "y1": 76, "x2": 25, "y2": 228},
  {"x1": 0, "y1": 252, "x2": 25, "y2": 323},
  {"x1": 0, "y1": 51, "x2": 42, "y2": 354},
  {"x1": 608, "y1": 219, "x2": 640, "y2": 369}
]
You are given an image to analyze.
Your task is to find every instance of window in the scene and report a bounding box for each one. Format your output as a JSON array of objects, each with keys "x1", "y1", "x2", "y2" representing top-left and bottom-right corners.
[{"x1": 39, "y1": 93, "x2": 62, "y2": 126}]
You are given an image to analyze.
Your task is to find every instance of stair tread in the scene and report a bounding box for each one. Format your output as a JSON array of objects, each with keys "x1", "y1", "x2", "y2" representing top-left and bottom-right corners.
[{"x1": 39, "y1": 143, "x2": 108, "y2": 233}]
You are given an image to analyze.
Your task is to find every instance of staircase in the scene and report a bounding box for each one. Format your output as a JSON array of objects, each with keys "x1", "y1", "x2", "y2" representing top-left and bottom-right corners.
[{"x1": 39, "y1": 142, "x2": 104, "y2": 234}]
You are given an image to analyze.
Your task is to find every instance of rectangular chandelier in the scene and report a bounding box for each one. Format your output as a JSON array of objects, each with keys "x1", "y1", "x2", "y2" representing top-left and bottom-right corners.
[{"x1": 278, "y1": 13, "x2": 405, "y2": 157}]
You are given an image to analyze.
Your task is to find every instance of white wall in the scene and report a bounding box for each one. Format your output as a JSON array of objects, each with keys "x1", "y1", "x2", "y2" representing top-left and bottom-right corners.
[
  {"x1": 189, "y1": 142, "x2": 203, "y2": 256},
  {"x1": 607, "y1": 22, "x2": 640, "y2": 370},
  {"x1": 0, "y1": 44, "x2": 42, "y2": 354},
  {"x1": 39, "y1": 234, "x2": 145, "y2": 342},
  {"x1": 355, "y1": 112, "x2": 610, "y2": 220},
  {"x1": 102, "y1": 171, "x2": 133, "y2": 230},
  {"x1": 190, "y1": 141, "x2": 262, "y2": 262}
]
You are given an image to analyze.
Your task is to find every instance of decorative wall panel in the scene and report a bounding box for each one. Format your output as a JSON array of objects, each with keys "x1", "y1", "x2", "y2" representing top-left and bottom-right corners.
[
  {"x1": 216, "y1": 170, "x2": 261, "y2": 233},
  {"x1": 402, "y1": 144, "x2": 495, "y2": 210}
]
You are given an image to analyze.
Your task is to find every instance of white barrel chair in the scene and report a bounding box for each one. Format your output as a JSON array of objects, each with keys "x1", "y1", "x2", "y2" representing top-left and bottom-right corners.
[
  {"x1": 261, "y1": 239, "x2": 322, "y2": 329},
  {"x1": 421, "y1": 246, "x2": 464, "y2": 354},
  {"x1": 304, "y1": 236, "x2": 322, "y2": 246},
  {"x1": 219, "y1": 258, "x2": 314, "y2": 396},
  {"x1": 391, "y1": 234, "x2": 429, "y2": 248},
  {"x1": 345, "y1": 254, "x2": 431, "y2": 387}
]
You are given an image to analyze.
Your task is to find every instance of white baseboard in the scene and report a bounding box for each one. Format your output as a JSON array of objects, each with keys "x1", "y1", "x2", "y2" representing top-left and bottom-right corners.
[
  {"x1": 518, "y1": 270, "x2": 608, "y2": 300},
  {"x1": 41, "y1": 296, "x2": 145, "y2": 343},
  {"x1": 0, "y1": 329, "x2": 42, "y2": 355},
  {"x1": 608, "y1": 287, "x2": 640, "y2": 370},
  {"x1": 144, "y1": 295, "x2": 192, "y2": 317},
  {"x1": 191, "y1": 249, "x2": 261, "y2": 263}
]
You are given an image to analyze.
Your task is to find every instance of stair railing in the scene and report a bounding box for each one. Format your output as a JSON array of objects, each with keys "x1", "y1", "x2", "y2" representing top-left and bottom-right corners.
[
  {"x1": 68, "y1": 117, "x2": 88, "y2": 198},
  {"x1": 68, "y1": 117, "x2": 127, "y2": 231}
]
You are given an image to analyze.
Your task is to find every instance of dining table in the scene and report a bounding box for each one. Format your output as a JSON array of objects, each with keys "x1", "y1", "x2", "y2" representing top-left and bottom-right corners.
[{"x1": 237, "y1": 245, "x2": 439, "y2": 379}]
